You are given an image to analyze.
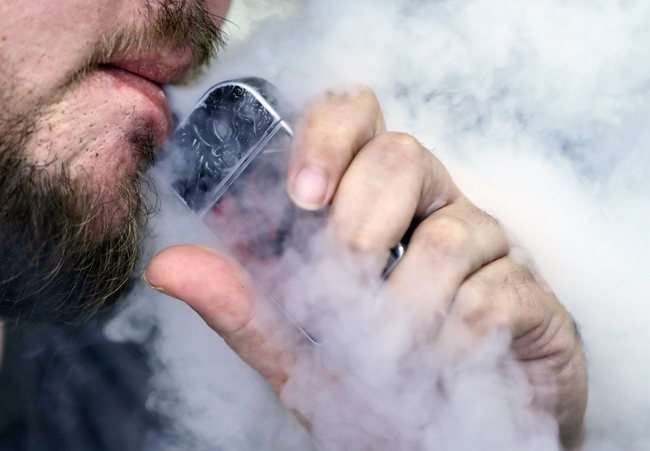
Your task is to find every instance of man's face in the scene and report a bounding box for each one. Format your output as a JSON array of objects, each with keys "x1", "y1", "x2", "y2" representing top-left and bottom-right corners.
[{"x1": 0, "y1": 0, "x2": 231, "y2": 320}]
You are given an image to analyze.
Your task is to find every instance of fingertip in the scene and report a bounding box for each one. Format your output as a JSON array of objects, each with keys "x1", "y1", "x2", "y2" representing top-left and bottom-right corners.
[
  {"x1": 144, "y1": 245, "x2": 223, "y2": 290},
  {"x1": 141, "y1": 271, "x2": 167, "y2": 295},
  {"x1": 144, "y1": 245, "x2": 255, "y2": 336},
  {"x1": 288, "y1": 166, "x2": 330, "y2": 210},
  {"x1": 286, "y1": 86, "x2": 386, "y2": 211}
]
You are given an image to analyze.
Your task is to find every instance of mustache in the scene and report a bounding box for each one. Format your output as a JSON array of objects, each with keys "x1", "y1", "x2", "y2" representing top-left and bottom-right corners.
[
  {"x1": 68, "y1": 0, "x2": 228, "y2": 88},
  {"x1": 146, "y1": 0, "x2": 228, "y2": 81}
]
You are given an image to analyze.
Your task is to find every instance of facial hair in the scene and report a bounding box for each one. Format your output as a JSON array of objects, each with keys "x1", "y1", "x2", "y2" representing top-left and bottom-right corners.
[{"x1": 0, "y1": 0, "x2": 226, "y2": 323}]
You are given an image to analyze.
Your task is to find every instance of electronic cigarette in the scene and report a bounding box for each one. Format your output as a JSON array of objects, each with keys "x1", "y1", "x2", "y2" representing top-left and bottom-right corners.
[{"x1": 162, "y1": 78, "x2": 405, "y2": 339}]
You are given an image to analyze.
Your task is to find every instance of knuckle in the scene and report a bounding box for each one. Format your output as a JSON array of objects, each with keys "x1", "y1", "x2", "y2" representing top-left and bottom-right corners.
[
  {"x1": 341, "y1": 229, "x2": 382, "y2": 253},
  {"x1": 295, "y1": 86, "x2": 384, "y2": 158},
  {"x1": 307, "y1": 85, "x2": 379, "y2": 122},
  {"x1": 331, "y1": 215, "x2": 388, "y2": 253},
  {"x1": 301, "y1": 121, "x2": 349, "y2": 152},
  {"x1": 412, "y1": 215, "x2": 474, "y2": 260},
  {"x1": 293, "y1": 118, "x2": 353, "y2": 166},
  {"x1": 355, "y1": 86, "x2": 383, "y2": 121},
  {"x1": 459, "y1": 277, "x2": 491, "y2": 304},
  {"x1": 375, "y1": 132, "x2": 424, "y2": 156},
  {"x1": 355, "y1": 84, "x2": 377, "y2": 101},
  {"x1": 454, "y1": 278, "x2": 508, "y2": 333},
  {"x1": 324, "y1": 84, "x2": 378, "y2": 107},
  {"x1": 455, "y1": 275, "x2": 510, "y2": 332},
  {"x1": 456, "y1": 279, "x2": 492, "y2": 317},
  {"x1": 371, "y1": 132, "x2": 428, "y2": 171}
]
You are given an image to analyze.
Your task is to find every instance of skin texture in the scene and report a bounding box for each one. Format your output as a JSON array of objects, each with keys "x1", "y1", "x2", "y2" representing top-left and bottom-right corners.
[
  {"x1": 146, "y1": 89, "x2": 588, "y2": 448},
  {"x1": 0, "y1": 0, "x2": 227, "y2": 318},
  {"x1": 0, "y1": 0, "x2": 229, "y2": 221},
  {"x1": 0, "y1": 0, "x2": 587, "y2": 448}
]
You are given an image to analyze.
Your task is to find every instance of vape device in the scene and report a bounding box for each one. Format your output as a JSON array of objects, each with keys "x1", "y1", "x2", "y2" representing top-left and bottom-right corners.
[{"x1": 162, "y1": 78, "x2": 405, "y2": 338}]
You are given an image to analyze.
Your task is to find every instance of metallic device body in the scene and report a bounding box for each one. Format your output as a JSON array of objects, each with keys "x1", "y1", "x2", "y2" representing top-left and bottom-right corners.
[{"x1": 163, "y1": 78, "x2": 405, "y2": 341}]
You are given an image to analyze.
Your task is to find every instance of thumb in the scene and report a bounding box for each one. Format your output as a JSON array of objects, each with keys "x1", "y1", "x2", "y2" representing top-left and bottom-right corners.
[
  {"x1": 144, "y1": 244, "x2": 295, "y2": 393},
  {"x1": 144, "y1": 244, "x2": 254, "y2": 336}
]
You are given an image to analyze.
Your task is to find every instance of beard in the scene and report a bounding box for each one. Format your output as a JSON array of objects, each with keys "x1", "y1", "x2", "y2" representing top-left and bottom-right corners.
[
  {"x1": 0, "y1": 0, "x2": 226, "y2": 323},
  {"x1": 0, "y1": 113, "x2": 153, "y2": 323}
]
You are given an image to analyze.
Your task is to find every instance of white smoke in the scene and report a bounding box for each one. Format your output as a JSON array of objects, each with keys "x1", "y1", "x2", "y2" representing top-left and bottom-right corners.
[
  {"x1": 275, "y1": 233, "x2": 561, "y2": 450},
  {"x1": 106, "y1": 0, "x2": 650, "y2": 449}
]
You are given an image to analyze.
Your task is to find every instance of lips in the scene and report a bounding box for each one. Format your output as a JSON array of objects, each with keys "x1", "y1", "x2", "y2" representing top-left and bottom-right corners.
[
  {"x1": 100, "y1": 48, "x2": 194, "y2": 147},
  {"x1": 108, "y1": 47, "x2": 194, "y2": 85}
]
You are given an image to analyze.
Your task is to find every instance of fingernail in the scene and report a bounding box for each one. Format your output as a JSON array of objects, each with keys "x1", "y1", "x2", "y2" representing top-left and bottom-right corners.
[
  {"x1": 292, "y1": 167, "x2": 328, "y2": 210},
  {"x1": 142, "y1": 272, "x2": 165, "y2": 293}
]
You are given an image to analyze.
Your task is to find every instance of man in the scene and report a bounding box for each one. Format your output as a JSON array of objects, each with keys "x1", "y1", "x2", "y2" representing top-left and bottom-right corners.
[{"x1": 0, "y1": 0, "x2": 587, "y2": 449}]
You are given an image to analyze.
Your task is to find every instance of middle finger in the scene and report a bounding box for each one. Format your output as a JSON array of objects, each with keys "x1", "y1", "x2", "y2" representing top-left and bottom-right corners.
[
  {"x1": 385, "y1": 202, "x2": 510, "y2": 330},
  {"x1": 328, "y1": 131, "x2": 462, "y2": 257}
]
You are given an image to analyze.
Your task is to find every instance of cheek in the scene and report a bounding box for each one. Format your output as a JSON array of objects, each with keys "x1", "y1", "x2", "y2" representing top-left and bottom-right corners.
[
  {"x1": 0, "y1": 0, "x2": 122, "y2": 107},
  {"x1": 32, "y1": 112, "x2": 137, "y2": 204},
  {"x1": 27, "y1": 75, "x2": 155, "y2": 198},
  {"x1": 27, "y1": 97, "x2": 146, "y2": 232},
  {"x1": 205, "y1": 0, "x2": 232, "y2": 21}
]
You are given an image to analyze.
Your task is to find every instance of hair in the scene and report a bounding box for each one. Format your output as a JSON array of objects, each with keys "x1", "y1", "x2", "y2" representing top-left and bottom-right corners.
[
  {"x1": 0, "y1": 0, "x2": 226, "y2": 323},
  {"x1": 66, "y1": 0, "x2": 228, "y2": 91},
  {"x1": 0, "y1": 112, "x2": 152, "y2": 322}
]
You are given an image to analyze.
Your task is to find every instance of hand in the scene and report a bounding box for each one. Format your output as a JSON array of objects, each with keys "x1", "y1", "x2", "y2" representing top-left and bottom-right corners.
[{"x1": 144, "y1": 87, "x2": 587, "y2": 449}]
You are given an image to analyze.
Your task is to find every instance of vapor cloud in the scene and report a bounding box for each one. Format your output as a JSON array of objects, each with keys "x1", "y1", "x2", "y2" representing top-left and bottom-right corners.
[{"x1": 107, "y1": 0, "x2": 650, "y2": 449}]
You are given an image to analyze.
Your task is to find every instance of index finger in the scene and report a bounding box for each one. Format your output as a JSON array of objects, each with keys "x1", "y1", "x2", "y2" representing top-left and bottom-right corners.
[
  {"x1": 144, "y1": 245, "x2": 296, "y2": 393},
  {"x1": 287, "y1": 86, "x2": 386, "y2": 210}
]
